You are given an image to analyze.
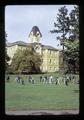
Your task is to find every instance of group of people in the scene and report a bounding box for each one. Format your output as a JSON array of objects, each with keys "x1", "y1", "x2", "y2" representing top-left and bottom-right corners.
[
  {"x1": 6, "y1": 74, "x2": 78, "y2": 86},
  {"x1": 28, "y1": 75, "x2": 35, "y2": 84},
  {"x1": 40, "y1": 75, "x2": 53, "y2": 84},
  {"x1": 15, "y1": 75, "x2": 35, "y2": 85},
  {"x1": 40, "y1": 74, "x2": 78, "y2": 86},
  {"x1": 15, "y1": 76, "x2": 25, "y2": 85}
]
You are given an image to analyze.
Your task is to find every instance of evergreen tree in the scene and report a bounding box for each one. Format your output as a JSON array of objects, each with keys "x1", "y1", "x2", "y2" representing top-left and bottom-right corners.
[
  {"x1": 50, "y1": 6, "x2": 70, "y2": 50},
  {"x1": 50, "y1": 5, "x2": 79, "y2": 73},
  {"x1": 50, "y1": 6, "x2": 70, "y2": 71}
]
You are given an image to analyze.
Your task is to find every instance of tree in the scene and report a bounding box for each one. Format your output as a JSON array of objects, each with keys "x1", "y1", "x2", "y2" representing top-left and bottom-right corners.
[
  {"x1": 5, "y1": 50, "x2": 10, "y2": 70},
  {"x1": 50, "y1": 6, "x2": 70, "y2": 50},
  {"x1": 64, "y1": 39, "x2": 79, "y2": 73},
  {"x1": 64, "y1": 6, "x2": 79, "y2": 73},
  {"x1": 50, "y1": 6, "x2": 70, "y2": 71},
  {"x1": 10, "y1": 47, "x2": 42, "y2": 74},
  {"x1": 5, "y1": 32, "x2": 10, "y2": 71},
  {"x1": 50, "y1": 5, "x2": 79, "y2": 74},
  {"x1": 69, "y1": 6, "x2": 79, "y2": 41}
]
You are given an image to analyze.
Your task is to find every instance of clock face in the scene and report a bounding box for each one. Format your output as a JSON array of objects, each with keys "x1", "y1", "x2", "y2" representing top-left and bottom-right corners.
[{"x1": 34, "y1": 45, "x2": 41, "y2": 53}]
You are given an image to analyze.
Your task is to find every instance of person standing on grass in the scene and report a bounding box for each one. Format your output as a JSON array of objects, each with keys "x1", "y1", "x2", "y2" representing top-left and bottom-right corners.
[
  {"x1": 18, "y1": 76, "x2": 21, "y2": 83},
  {"x1": 55, "y1": 77, "x2": 58, "y2": 85},
  {"x1": 49, "y1": 75, "x2": 53, "y2": 83},
  {"x1": 43, "y1": 77, "x2": 46, "y2": 84},
  {"x1": 57, "y1": 77, "x2": 61, "y2": 85},
  {"x1": 65, "y1": 79, "x2": 68, "y2": 86},
  {"x1": 6, "y1": 76, "x2": 10, "y2": 82},
  {"x1": 49, "y1": 76, "x2": 52, "y2": 84},
  {"x1": 63, "y1": 76, "x2": 66, "y2": 85},
  {"x1": 21, "y1": 77, "x2": 25, "y2": 85},
  {"x1": 65, "y1": 76, "x2": 69, "y2": 86},
  {"x1": 32, "y1": 77, "x2": 35, "y2": 84},
  {"x1": 73, "y1": 75, "x2": 76, "y2": 84},
  {"x1": 28, "y1": 75, "x2": 32, "y2": 83},
  {"x1": 15, "y1": 76, "x2": 20, "y2": 83},
  {"x1": 45, "y1": 76, "x2": 48, "y2": 84},
  {"x1": 40, "y1": 75, "x2": 43, "y2": 82}
]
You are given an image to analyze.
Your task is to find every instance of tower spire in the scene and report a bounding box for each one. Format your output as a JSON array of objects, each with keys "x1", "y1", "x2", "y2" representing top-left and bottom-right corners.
[{"x1": 29, "y1": 26, "x2": 42, "y2": 43}]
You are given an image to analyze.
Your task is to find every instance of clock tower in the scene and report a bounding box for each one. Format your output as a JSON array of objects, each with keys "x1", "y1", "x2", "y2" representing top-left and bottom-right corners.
[{"x1": 28, "y1": 26, "x2": 42, "y2": 54}]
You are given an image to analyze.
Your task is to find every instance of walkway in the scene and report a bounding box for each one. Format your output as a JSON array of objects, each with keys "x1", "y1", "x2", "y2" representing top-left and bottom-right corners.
[{"x1": 6, "y1": 110, "x2": 79, "y2": 115}]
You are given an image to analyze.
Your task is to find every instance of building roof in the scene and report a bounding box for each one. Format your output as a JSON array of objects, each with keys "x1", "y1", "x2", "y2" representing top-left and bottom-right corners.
[
  {"x1": 42, "y1": 45, "x2": 58, "y2": 51},
  {"x1": 29, "y1": 26, "x2": 42, "y2": 37},
  {"x1": 6, "y1": 41, "x2": 59, "y2": 51},
  {"x1": 6, "y1": 41, "x2": 28, "y2": 47}
]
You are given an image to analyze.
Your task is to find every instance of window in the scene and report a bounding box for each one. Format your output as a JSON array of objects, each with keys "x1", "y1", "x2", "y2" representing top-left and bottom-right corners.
[
  {"x1": 54, "y1": 59, "x2": 56, "y2": 64},
  {"x1": 54, "y1": 67, "x2": 56, "y2": 71},
  {"x1": 50, "y1": 67, "x2": 51, "y2": 70},
  {"x1": 50, "y1": 50, "x2": 51, "y2": 55},
  {"x1": 50, "y1": 59, "x2": 51, "y2": 64}
]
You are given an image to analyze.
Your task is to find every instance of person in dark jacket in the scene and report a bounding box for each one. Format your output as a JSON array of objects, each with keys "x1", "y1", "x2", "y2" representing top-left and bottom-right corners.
[{"x1": 6, "y1": 76, "x2": 10, "y2": 82}]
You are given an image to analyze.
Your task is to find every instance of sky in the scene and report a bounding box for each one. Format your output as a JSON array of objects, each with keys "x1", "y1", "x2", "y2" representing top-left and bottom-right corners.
[{"x1": 5, "y1": 5, "x2": 74, "y2": 49}]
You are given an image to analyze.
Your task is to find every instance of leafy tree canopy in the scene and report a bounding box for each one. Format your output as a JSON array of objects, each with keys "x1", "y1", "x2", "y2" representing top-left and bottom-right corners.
[{"x1": 10, "y1": 47, "x2": 42, "y2": 74}]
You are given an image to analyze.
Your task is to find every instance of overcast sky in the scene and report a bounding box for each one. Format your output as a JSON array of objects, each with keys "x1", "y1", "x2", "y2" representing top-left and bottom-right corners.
[{"x1": 5, "y1": 5, "x2": 74, "y2": 49}]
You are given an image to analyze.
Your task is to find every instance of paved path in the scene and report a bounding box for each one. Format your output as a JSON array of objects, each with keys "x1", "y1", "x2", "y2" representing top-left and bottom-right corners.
[{"x1": 6, "y1": 110, "x2": 79, "y2": 115}]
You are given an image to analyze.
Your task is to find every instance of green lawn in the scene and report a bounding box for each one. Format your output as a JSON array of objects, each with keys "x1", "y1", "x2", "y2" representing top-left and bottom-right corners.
[{"x1": 5, "y1": 73, "x2": 79, "y2": 111}]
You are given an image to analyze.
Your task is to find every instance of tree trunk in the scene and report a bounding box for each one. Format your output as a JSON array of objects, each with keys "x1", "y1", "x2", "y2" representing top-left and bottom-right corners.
[
  {"x1": 73, "y1": 61, "x2": 76, "y2": 74},
  {"x1": 62, "y1": 44, "x2": 65, "y2": 72}
]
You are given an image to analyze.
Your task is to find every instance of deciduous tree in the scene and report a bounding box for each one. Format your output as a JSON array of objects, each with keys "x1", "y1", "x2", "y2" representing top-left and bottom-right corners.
[{"x1": 10, "y1": 47, "x2": 42, "y2": 74}]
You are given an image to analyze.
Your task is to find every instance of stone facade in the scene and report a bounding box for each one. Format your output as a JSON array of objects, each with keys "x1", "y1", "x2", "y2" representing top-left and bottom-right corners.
[{"x1": 6, "y1": 41, "x2": 63, "y2": 72}]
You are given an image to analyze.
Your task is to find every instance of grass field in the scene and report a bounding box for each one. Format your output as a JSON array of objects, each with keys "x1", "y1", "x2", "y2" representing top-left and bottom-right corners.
[{"x1": 5, "y1": 73, "x2": 79, "y2": 111}]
